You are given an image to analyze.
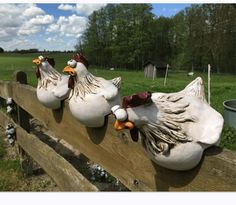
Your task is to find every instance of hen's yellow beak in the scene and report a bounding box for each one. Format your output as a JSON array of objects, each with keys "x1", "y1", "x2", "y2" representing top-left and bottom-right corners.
[
  {"x1": 114, "y1": 120, "x2": 134, "y2": 131},
  {"x1": 33, "y1": 58, "x2": 41, "y2": 65},
  {"x1": 63, "y1": 66, "x2": 76, "y2": 76}
]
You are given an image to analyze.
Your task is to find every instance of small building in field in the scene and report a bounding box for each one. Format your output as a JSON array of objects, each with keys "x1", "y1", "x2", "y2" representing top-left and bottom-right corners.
[
  {"x1": 144, "y1": 61, "x2": 169, "y2": 78},
  {"x1": 144, "y1": 61, "x2": 156, "y2": 79}
]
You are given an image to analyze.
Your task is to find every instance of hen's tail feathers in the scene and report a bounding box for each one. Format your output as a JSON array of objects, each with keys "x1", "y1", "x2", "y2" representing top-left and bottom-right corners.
[
  {"x1": 182, "y1": 77, "x2": 206, "y2": 101},
  {"x1": 111, "y1": 77, "x2": 122, "y2": 89}
]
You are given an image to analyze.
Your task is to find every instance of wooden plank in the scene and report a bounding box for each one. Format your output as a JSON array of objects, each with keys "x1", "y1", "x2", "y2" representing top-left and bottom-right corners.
[
  {"x1": 153, "y1": 147, "x2": 236, "y2": 191},
  {"x1": 0, "y1": 80, "x2": 12, "y2": 99},
  {"x1": 12, "y1": 71, "x2": 31, "y2": 132},
  {"x1": 5, "y1": 81, "x2": 236, "y2": 191},
  {"x1": 0, "y1": 110, "x2": 98, "y2": 191},
  {"x1": 13, "y1": 71, "x2": 33, "y2": 176},
  {"x1": 10, "y1": 82, "x2": 154, "y2": 191}
]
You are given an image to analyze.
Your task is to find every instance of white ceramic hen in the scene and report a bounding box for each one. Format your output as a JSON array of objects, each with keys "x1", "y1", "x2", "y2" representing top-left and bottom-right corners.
[
  {"x1": 112, "y1": 77, "x2": 224, "y2": 171},
  {"x1": 63, "y1": 54, "x2": 121, "y2": 127},
  {"x1": 33, "y1": 56, "x2": 70, "y2": 109}
]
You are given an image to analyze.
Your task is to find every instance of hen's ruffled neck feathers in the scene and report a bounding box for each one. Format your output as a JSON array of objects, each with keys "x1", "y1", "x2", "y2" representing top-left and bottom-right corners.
[
  {"x1": 136, "y1": 93, "x2": 196, "y2": 155},
  {"x1": 70, "y1": 72, "x2": 102, "y2": 100},
  {"x1": 37, "y1": 64, "x2": 61, "y2": 89}
]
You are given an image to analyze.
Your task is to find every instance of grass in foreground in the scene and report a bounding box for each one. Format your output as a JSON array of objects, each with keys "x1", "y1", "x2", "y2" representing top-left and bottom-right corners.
[
  {"x1": 0, "y1": 134, "x2": 22, "y2": 191},
  {"x1": 220, "y1": 125, "x2": 236, "y2": 150},
  {"x1": 0, "y1": 132, "x2": 58, "y2": 191}
]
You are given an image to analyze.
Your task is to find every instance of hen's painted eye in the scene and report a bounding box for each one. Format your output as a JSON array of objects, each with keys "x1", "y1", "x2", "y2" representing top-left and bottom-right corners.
[
  {"x1": 111, "y1": 105, "x2": 128, "y2": 121},
  {"x1": 38, "y1": 56, "x2": 44, "y2": 61},
  {"x1": 67, "y1": 59, "x2": 77, "y2": 68}
]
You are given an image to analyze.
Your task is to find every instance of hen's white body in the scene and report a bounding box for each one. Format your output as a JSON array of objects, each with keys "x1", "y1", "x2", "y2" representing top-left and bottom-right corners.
[
  {"x1": 124, "y1": 77, "x2": 224, "y2": 170},
  {"x1": 35, "y1": 59, "x2": 70, "y2": 109},
  {"x1": 37, "y1": 75, "x2": 69, "y2": 109},
  {"x1": 67, "y1": 63, "x2": 121, "y2": 127}
]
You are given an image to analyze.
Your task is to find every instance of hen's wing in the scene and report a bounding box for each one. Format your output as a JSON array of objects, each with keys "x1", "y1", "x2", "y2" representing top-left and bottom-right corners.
[
  {"x1": 98, "y1": 79, "x2": 120, "y2": 102},
  {"x1": 52, "y1": 75, "x2": 70, "y2": 99}
]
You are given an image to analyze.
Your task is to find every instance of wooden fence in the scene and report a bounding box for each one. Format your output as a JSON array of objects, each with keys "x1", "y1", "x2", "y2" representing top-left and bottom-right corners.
[{"x1": 0, "y1": 71, "x2": 236, "y2": 191}]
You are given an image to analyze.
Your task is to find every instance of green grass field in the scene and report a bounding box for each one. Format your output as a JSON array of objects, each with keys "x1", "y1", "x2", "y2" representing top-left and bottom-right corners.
[{"x1": 0, "y1": 53, "x2": 236, "y2": 147}]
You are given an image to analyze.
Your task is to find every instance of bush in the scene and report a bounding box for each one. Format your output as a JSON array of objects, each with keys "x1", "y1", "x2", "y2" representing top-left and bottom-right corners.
[{"x1": 220, "y1": 125, "x2": 236, "y2": 151}]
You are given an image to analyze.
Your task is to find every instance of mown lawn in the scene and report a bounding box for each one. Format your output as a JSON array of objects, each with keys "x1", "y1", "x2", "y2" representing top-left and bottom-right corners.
[{"x1": 0, "y1": 52, "x2": 236, "y2": 151}]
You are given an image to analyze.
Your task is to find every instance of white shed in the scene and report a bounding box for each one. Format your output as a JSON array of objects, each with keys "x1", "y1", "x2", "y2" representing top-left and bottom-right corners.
[{"x1": 144, "y1": 62, "x2": 157, "y2": 79}]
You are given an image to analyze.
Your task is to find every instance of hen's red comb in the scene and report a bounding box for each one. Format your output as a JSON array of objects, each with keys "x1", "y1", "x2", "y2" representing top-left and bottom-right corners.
[
  {"x1": 122, "y1": 91, "x2": 152, "y2": 108},
  {"x1": 73, "y1": 53, "x2": 89, "y2": 68},
  {"x1": 45, "y1": 57, "x2": 55, "y2": 67}
]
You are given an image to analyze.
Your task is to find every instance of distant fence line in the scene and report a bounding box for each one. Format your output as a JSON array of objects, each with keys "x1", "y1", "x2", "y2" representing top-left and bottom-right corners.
[{"x1": 0, "y1": 70, "x2": 236, "y2": 191}]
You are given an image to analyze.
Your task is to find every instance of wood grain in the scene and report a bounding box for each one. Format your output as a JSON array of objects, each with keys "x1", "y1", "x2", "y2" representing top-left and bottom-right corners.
[
  {"x1": 13, "y1": 71, "x2": 34, "y2": 176},
  {"x1": 0, "y1": 110, "x2": 98, "y2": 191}
]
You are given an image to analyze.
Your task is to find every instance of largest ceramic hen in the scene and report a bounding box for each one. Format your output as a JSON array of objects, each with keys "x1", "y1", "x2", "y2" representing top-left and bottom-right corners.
[
  {"x1": 33, "y1": 56, "x2": 70, "y2": 109},
  {"x1": 63, "y1": 54, "x2": 121, "y2": 127},
  {"x1": 112, "y1": 77, "x2": 224, "y2": 170}
]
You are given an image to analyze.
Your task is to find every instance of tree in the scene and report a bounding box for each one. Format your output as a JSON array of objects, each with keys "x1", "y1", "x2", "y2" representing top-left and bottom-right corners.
[
  {"x1": 0, "y1": 47, "x2": 4, "y2": 53},
  {"x1": 79, "y1": 4, "x2": 155, "y2": 69},
  {"x1": 169, "y1": 11, "x2": 188, "y2": 70},
  {"x1": 76, "y1": 3, "x2": 236, "y2": 74},
  {"x1": 151, "y1": 16, "x2": 173, "y2": 65}
]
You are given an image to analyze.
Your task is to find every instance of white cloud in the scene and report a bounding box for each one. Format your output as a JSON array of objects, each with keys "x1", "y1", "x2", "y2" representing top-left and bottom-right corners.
[
  {"x1": 0, "y1": 28, "x2": 19, "y2": 41},
  {"x1": 0, "y1": 4, "x2": 93, "y2": 51},
  {"x1": 47, "y1": 14, "x2": 88, "y2": 38},
  {"x1": 46, "y1": 36, "x2": 57, "y2": 43},
  {"x1": 38, "y1": 35, "x2": 74, "y2": 51},
  {"x1": 1, "y1": 38, "x2": 37, "y2": 50},
  {"x1": 75, "y1": 4, "x2": 106, "y2": 16},
  {"x1": 0, "y1": 4, "x2": 30, "y2": 16},
  {"x1": 0, "y1": 4, "x2": 27, "y2": 28},
  {"x1": 18, "y1": 15, "x2": 54, "y2": 36},
  {"x1": 58, "y1": 3, "x2": 106, "y2": 16},
  {"x1": 0, "y1": 4, "x2": 54, "y2": 41},
  {"x1": 27, "y1": 15, "x2": 54, "y2": 25},
  {"x1": 18, "y1": 26, "x2": 40, "y2": 36},
  {"x1": 47, "y1": 24, "x2": 60, "y2": 33},
  {"x1": 23, "y1": 6, "x2": 45, "y2": 17},
  {"x1": 58, "y1": 4, "x2": 75, "y2": 11}
]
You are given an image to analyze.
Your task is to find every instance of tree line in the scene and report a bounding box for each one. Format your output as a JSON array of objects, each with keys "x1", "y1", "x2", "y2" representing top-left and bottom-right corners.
[
  {"x1": 0, "y1": 48, "x2": 75, "y2": 54},
  {"x1": 78, "y1": 4, "x2": 236, "y2": 74}
]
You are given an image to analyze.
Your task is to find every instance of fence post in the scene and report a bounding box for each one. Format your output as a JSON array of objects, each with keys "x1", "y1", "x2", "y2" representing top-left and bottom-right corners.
[
  {"x1": 208, "y1": 64, "x2": 211, "y2": 105},
  {"x1": 13, "y1": 71, "x2": 33, "y2": 176},
  {"x1": 164, "y1": 64, "x2": 169, "y2": 86}
]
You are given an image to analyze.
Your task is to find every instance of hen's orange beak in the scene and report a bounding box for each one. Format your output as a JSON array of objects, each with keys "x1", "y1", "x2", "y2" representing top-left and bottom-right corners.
[
  {"x1": 114, "y1": 120, "x2": 134, "y2": 131},
  {"x1": 33, "y1": 58, "x2": 41, "y2": 65},
  {"x1": 63, "y1": 66, "x2": 76, "y2": 76}
]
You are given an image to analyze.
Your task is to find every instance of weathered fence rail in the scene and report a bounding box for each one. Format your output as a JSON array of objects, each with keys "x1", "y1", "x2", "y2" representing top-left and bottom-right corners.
[
  {"x1": 0, "y1": 71, "x2": 236, "y2": 191},
  {"x1": 0, "y1": 111, "x2": 98, "y2": 191}
]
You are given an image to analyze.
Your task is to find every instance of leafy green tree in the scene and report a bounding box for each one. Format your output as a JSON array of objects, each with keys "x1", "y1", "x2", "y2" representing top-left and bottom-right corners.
[
  {"x1": 81, "y1": 4, "x2": 155, "y2": 70},
  {"x1": 77, "y1": 3, "x2": 236, "y2": 74},
  {"x1": 151, "y1": 16, "x2": 173, "y2": 65}
]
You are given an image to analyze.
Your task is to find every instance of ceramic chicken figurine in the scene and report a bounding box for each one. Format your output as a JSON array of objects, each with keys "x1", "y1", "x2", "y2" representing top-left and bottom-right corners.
[
  {"x1": 111, "y1": 77, "x2": 224, "y2": 171},
  {"x1": 63, "y1": 54, "x2": 121, "y2": 127},
  {"x1": 33, "y1": 56, "x2": 70, "y2": 109}
]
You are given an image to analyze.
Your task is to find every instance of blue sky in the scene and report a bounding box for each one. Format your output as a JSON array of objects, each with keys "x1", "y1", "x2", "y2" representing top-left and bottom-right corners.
[
  {"x1": 152, "y1": 3, "x2": 191, "y2": 17},
  {"x1": 0, "y1": 3, "x2": 191, "y2": 51},
  {"x1": 38, "y1": 3, "x2": 191, "y2": 18}
]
